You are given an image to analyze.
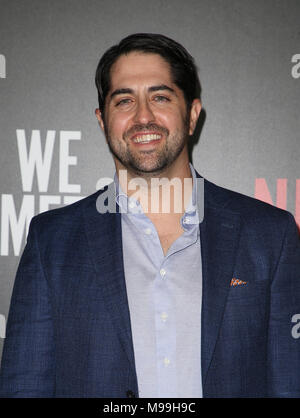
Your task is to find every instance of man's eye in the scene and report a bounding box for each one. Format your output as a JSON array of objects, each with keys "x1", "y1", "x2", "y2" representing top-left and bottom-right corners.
[
  {"x1": 154, "y1": 96, "x2": 170, "y2": 102},
  {"x1": 116, "y1": 98, "x2": 132, "y2": 106}
]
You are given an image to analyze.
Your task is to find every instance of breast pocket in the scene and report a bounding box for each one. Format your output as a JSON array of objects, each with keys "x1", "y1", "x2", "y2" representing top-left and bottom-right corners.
[{"x1": 225, "y1": 280, "x2": 270, "y2": 327}]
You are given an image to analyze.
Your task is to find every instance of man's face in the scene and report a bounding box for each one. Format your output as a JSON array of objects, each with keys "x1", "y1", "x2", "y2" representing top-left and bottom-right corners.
[{"x1": 96, "y1": 52, "x2": 201, "y2": 176}]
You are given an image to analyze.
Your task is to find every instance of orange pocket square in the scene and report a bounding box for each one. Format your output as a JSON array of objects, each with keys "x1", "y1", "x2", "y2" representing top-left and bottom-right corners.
[{"x1": 230, "y1": 278, "x2": 247, "y2": 287}]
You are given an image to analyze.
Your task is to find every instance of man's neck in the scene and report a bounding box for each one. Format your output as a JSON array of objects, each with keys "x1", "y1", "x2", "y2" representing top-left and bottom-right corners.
[{"x1": 115, "y1": 156, "x2": 193, "y2": 217}]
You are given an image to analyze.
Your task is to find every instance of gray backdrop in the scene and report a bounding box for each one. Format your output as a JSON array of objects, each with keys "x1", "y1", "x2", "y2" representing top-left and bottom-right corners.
[{"x1": 0, "y1": 0, "x2": 299, "y2": 360}]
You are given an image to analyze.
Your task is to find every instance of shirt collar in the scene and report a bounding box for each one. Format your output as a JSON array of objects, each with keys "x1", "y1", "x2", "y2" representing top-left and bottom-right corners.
[{"x1": 114, "y1": 163, "x2": 201, "y2": 226}]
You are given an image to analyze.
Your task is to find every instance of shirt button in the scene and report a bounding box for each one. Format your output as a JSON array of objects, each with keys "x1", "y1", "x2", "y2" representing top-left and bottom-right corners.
[
  {"x1": 161, "y1": 312, "x2": 168, "y2": 322},
  {"x1": 183, "y1": 217, "x2": 191, "y2": 224},
  {"x1": 160, "y1": 268, "x2": 166, "y2": 278},
  {"x1": 145, "y1": 228, "x2": 152, "y2": 235},
  {"x1": 163, "y1": 357, "x2": 170, "y2": 366},
  {"x1": 126, "y1": 390, "x2": 136, "y2": 398},
  {"x1": 128, "y1": 201, "x2": 135, "y2": 209}
]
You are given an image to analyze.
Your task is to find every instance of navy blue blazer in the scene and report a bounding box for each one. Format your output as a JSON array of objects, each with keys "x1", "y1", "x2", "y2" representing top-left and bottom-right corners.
[{"x1": 0, "y1": 175, "x2": 300, "y2": 398}]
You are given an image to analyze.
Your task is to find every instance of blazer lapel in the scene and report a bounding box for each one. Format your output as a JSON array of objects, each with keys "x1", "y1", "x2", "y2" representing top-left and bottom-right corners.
[
  {"x1": 82, "y1": 187, "x2": 137, "y2": 375},
  {"x1": 200, "y1": 180, "x2": 242, "y2": 389}
]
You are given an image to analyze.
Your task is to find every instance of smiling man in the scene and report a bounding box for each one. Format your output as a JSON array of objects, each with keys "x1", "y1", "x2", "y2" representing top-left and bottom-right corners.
[
  {"x1": 96, "y1": 52, "x2": 199, "y2": 177},
  {"x1": 0, "y1": 33, "x2": 300, "y2": 398}
]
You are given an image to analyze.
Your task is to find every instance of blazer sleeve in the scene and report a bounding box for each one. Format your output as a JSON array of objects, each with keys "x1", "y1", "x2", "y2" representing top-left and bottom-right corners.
[
  {"x1": 267, "y1": 212, "x2": 300, "y2": 397},
  {"x1": 0, "y1": 216, "x2": 55, "y2": 397}
]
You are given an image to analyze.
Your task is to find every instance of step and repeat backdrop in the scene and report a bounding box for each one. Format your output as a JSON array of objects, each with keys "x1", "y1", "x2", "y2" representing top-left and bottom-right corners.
[{"x1": 0, "y1": 0, "x2": 299, "y2": 360}]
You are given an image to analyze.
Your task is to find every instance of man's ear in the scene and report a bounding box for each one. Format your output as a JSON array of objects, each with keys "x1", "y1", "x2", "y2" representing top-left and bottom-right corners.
[
  {"x1": 95, "y1": 108, "x2": 105, "y2": 131},
  {"x1": 188, "y1": 99, "x2": 202, "y2": 135}
]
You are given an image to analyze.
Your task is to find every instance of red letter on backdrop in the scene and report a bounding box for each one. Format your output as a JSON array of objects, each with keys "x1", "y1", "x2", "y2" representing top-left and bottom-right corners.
[
  {"x1": 295, "y1": 180, "x2": 300, "y2": 231},
  {"x1": 255, "y1": 178, "x2": 299, "y2": 231}
]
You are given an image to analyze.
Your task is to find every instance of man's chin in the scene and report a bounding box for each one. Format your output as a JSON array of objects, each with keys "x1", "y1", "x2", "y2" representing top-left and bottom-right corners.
[{"x1": 127, "y1": 161, "x2": 169, "y2": 177}]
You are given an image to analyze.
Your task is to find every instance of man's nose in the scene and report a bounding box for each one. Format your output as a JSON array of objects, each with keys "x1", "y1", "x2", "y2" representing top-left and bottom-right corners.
[{"x1": 133, "y1": 99, "x2": 155, "y2": 124}]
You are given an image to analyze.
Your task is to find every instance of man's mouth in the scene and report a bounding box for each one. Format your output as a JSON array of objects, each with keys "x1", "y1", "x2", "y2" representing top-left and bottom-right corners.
[{"x1": 131, "y1": 133, "x2": 162, "y2": 144}]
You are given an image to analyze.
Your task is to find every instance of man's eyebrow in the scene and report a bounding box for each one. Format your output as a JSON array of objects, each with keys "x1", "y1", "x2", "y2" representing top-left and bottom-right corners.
[
  {"x1": 110, "y1": 88, "x2": 134, "y2": 99},
  {"x1": 109, "y1": 84, "x2": 177, "y2": 100},
  {"x1": 148, "y1": 84, "x2": 176, "y2": 95}
]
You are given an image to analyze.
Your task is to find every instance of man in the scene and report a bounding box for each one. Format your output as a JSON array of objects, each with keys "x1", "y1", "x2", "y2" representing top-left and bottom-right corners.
[{"x1": 0, "y1": 33, "x2": 299, "y2": 398}]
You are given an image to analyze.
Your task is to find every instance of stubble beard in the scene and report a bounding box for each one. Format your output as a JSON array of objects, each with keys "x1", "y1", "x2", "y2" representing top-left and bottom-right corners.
[{"x1": 104, "y1": 117, "x2": 190, "y2": 178}]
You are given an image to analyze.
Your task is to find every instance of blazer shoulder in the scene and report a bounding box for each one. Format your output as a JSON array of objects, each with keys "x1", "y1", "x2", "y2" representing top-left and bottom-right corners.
[
  {"x1": 204, "y1": 177, "x2": 294, "y2": 227},
  {"x1": 29, "y1": 188, "x2": 103, "y2": 232}
]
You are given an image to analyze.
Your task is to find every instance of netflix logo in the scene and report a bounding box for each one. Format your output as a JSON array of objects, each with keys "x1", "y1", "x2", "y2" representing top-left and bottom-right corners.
[{"x1": 255, "y1": 178, "x2": 300, "y2": 229}]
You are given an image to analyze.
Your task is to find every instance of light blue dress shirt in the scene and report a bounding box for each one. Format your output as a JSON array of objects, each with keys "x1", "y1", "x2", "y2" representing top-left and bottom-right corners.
[{"x1": 115, "y1": 164, "x2": 203, "y2": 398}]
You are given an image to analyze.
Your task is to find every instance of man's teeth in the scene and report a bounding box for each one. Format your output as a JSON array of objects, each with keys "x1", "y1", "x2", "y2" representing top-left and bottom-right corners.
[{"x1": 133, "y1": 134, "x2": 161, "y2": 143}]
